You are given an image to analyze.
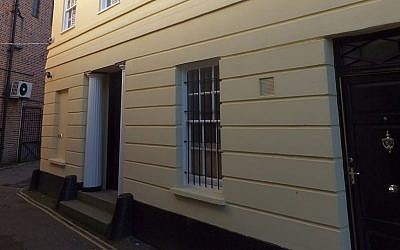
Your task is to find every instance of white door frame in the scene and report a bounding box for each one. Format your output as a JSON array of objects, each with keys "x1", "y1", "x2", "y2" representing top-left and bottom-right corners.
[{"x1": 117, "y1": 64, "x2": 126, "y2": 195}]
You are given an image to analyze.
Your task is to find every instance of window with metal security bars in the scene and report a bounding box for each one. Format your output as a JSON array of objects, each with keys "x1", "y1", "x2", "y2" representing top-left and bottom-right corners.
[
  {"x1": 63, "y1": 0, "x2": 76, "y2": 31},
  {"x1": 182, "y1": 61, "x2": 222, "y2": 189},
  {"x1": 100, "y1": 0, "x2": 119, "y2": 11}
]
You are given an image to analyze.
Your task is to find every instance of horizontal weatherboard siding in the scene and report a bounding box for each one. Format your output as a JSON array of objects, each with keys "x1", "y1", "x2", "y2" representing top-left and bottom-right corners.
[
  {"x1": 222, "y1": 152, "x2": 344, "y2": 192},
  {"x1": 221, "y1": 96, "x2": 338, "y2": 126},
  {"x1": 124, "y1": 144, "x2": 177, "y2": 168},
  {"x1": 125, "y1": 68, "x2": 175, "y2": 91},
  {"x1": 125, "y1": 126, "x2": 177, "y2": 146},
  {"x1": 221, "y1": 127, "x2": 341, "y2": 158},
  {"x1": 223, "y1": 177, "x2": 348, "y2": 227},
  {"x1": 41, "y1": 0, "x2": 400, "y2": 249},
  {"x1": 125, "y1": 86, "x2": 176, "y2": 108},
  {"x1": 124, "y1": 107, "x2": 176, "y2": 126},
  {"x1": 124, "y1": 161, "x2": 176, "y2": 189},
  {"x1": 220, "y1": 66, "x2": 336, "y2": 102},
  {"x1": 220, "y1": 39, "x2": 333, "y2": 79},
  {"x1": 65, "y1": 138, "x2": 85, "y2": 153}
]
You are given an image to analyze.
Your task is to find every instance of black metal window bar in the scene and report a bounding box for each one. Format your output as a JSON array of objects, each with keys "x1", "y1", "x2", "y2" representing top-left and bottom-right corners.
[{"x1": 185, "y1": 65, "x2": 222, "y2": 189}]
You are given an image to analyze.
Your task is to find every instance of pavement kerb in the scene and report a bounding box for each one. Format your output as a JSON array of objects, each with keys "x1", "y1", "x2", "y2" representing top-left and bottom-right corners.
[{"x1": 17, "y1": 189, "x2": 117, "y2": 250}]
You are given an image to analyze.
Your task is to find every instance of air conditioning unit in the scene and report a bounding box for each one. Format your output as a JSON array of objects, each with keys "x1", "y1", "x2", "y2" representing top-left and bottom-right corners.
[{"x1": 9, "y1": 81, "x2": 32, "y2": 98}]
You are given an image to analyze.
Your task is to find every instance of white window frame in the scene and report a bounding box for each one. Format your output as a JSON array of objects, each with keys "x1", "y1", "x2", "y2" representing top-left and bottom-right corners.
[
  {"x1": 99, "y1": 0, "x2": 119, "y2": 13},
  {"x1": 63, "y1": 0, "x2": 77, "y2": 31},
  {"x1": 180, "y1": 59, "x2": 222, "y2": 189}
]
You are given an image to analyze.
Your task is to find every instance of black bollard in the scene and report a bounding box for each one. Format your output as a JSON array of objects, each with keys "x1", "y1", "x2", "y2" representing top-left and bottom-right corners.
[
  {"x1": 60, "y1": 175, "x2": 78, "y2": 201},
  {"x1": 108, "y1": 193, "x2": 134, "y2": 241},
  {"x1": 29, "y1": 169, "x2": 40, "y2": 191}
]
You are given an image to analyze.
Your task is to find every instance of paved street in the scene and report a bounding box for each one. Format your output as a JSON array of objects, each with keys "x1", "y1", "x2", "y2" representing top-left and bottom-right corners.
[
  {"x1": 0, "y1": 161, "x2": 39, "y2": 188},
  {"x1": 0, "y1": 161, "x2": 100, "y2": 250}
]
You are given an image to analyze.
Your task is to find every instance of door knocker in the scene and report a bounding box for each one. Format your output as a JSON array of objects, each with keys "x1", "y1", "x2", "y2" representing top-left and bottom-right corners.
[{"x1": 382, "y1": 130, "x2": 394, "y2": 154}]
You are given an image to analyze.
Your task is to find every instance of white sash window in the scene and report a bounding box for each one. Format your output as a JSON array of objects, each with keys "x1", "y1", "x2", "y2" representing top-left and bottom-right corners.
[
  {"x1": 100, "y1": 0, "x2": 119, "y2": 12},
  {"x1": 63, "y1": 0, "x2": 76, "y2": 31}
]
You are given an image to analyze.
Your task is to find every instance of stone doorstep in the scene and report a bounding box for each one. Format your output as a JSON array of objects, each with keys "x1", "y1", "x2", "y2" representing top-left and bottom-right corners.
[
  {"x1": 58, "y1": 199, "x2": 113, "y2": 236},
  {"x1": 21, "y1": 189, "x2": 155, "y2": 250},
  {"x1": 23, "y1": 188, "x2": 116, "y2": 237},
  {"x1": 77, "y1": 190, "x2": 117, "y2": 214},
  {"x1": 58, "y1": 190, "x2": 117, "y2": 236}
]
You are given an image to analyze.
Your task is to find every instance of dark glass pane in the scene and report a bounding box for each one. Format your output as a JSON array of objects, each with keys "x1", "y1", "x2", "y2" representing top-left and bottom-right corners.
[
  {"x1": 187, "y1": 95, "x2": 199, "y2": 120},
  {"x1": 214, "y1": 66, "x2": 220, "y2": 91},
  {"x1": 190, "y1": 123, "x2": 201, "y2": 143},
  {"x1": 214, "y1": 66, "x2": 220, "y2": 81},
  {"x1": 204, "y1": 123, "x2": 216, "y2": 143},
  {"x1": 349, "y1": 58, "x2": 371, "y2": 67},
  {"x1": 191, "y1": 148, "x2": 201, "y2": 176},
  {"x1": 201, "y1": 93, "x2": 212, "y2": 120},
  {"x1": 387, "y1": 55, "x2": 400, "y2": 64},
  {"x1": 200, "y1": 67, "x2": 212, "y2": 92},
  {"x1": 343, "y1": 57, "x2": 359, "y2": 67},
  {"x1": 341, "y1": 36, "x2": 400, "y2": 68},
  {"x1": 215, "y1": 94, "x2": 220, "y2": 120},
  {"x1": 360, "y1": 39, "x2": 399, "y2": 64},
  {"x1": 187, "y1": 69, "x2": 199, "y2": 93},
  {"x1": 342, "y1": 44, "x2": 356, "y2": 54},
  {"x1": 343, "y1": 49, "x2": 361, "y2": 63},
  {"x1": 205, "y1": 149, "x2": 218, "y2": 178}
]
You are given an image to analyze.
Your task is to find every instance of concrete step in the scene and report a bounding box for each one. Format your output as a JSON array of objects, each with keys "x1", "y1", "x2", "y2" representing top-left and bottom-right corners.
[
  {"x1": 77, "y1": 191, "x2": 116, "y2": 214},
  {"x1": 58, "y1": 199, "x2": 113, "y2": 235}
]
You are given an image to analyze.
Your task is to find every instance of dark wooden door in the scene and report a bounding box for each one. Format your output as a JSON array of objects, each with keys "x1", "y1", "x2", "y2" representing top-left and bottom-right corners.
[
  {"x1": 335, "y1": 28, "x2": 400, "y2": 249},
  {"x1": 106, "y1": 72, "x2": 122, "y2": 190},
  {"x1": 342, "y1": 73, "x2": 400, "y2": 250}
]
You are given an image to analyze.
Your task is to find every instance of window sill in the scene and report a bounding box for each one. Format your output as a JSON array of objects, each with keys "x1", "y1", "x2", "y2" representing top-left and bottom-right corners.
[
  {"x1": 97, "y1": 1, "x2": 120, "y2": 15},
  {"x1": 48, "y1": 158, "x2": 66, "y2": 167},
  {"x1": 61, "y1": 26, "x2": 75, "y2": 34},
  {"x1": 171, "y1": 187, "x2": 225, "y2": 206}
]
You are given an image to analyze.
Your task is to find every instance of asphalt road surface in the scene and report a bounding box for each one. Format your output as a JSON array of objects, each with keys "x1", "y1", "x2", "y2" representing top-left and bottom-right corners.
[{"x1": 0, "y1": 161, "x2": 100, "y2": 250}]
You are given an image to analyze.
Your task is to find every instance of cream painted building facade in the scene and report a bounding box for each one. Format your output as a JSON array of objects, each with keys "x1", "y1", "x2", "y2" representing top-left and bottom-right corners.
[{"x1": 42, "y1": 1, "x2": 400, "y2": 249}]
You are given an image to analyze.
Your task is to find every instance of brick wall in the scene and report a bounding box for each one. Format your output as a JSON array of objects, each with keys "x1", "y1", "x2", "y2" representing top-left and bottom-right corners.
[
  {"x1": 0, "y1": 0, "x2": 53, "y2": 163},
  {"x1": 0, "y1": 1, "x2": 13, "y2": 98}
]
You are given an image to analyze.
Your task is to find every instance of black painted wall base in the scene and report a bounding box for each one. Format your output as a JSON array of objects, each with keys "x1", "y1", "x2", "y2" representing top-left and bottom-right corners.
[
  {"x1": 29, "y1": 170, "x2": 78, "y2": 207},
  {"x1": 132, "y1": 201, "x2": 286, "y2": 250},
  {"x1": 29, "y1": 170, "x2": 286, "y2": 249},
  {"x1": 29, "y1": 169, "x2": 66, "y2": 199}
]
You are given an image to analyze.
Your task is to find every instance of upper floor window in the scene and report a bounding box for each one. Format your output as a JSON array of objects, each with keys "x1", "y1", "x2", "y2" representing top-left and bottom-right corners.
[
  {"x1": 63, "y1": 0, "x2": 76, "y2": 31},
  {"x1": 32, "y1": 0, "x2": 40, "y2": 17},
  {"x1": 100, "y1": 0, "x2": 119, "y2": 12},
  {"x1": 181, "y1": 60, "x2": 222, "y2": 189}
]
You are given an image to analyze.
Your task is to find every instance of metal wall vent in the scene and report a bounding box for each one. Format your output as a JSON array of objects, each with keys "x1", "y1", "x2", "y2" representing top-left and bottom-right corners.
[{"x1": 259, "y1": 77, "x2": 275, "y2": 97}]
